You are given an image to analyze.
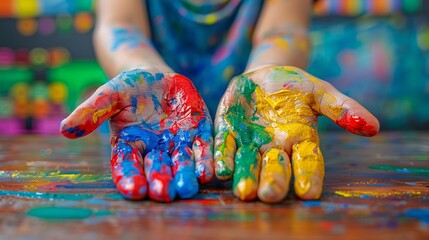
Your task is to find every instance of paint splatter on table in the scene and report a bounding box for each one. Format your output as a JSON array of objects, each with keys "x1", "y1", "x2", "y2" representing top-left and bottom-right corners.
[{"x1": 0, "y1": 132, "x2": 428, "y2": 239}]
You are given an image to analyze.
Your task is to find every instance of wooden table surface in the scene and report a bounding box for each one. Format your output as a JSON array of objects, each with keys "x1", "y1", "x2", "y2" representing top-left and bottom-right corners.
[{"x1": 0, "y1": 132, "x2": 428, "y2": 240}]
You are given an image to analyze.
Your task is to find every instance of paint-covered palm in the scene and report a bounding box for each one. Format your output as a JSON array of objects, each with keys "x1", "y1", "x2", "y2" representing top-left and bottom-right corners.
[
  {"x1": 215, "y1": 66, "x2": 379, "y2": 203},
  {"x1": 60, "y1": 69, "x2": 214, "y2": 202}
]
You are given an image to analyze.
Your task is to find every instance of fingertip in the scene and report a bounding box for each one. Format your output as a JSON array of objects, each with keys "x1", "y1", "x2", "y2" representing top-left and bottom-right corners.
[
  {"x1": 336, "y1": 111, "x2": 380, "y2": 137},
  {"x1": 214, "y1": 157, "x2": 233, "y2": 181},
  {"x1": 149, "y1": 178, "x2": 176, "y2": 203},
  {"x1": 233, "y1": 177, "x2": 258, "y2": 201},
  {"x1": 294, "y1": 174, "x2": 323, "y2": 200},
  {"x1": 174, "y1": 172, "x2": 199, "y2": 199},
  {"x1": 116, "y1": 176, "x2": 148, "y2": 200},
  {"x1": 195, "y1": 161, "x2": 214, "y2": 184},
  {"x1": 59, "y1": 118, "x2": 88, "y2": 139}
]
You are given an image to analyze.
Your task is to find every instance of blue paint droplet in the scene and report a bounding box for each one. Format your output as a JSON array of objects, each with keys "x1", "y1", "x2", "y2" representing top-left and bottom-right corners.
[{"x1": 302, "y1": 201, "x2": 321, "y2": 207}]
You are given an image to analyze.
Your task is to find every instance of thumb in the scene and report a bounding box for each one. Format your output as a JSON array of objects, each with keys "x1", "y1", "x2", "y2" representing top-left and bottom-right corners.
[
  {"x1": 313, "y1": 80, "x2": 380, "y2": 137},
  {"x1": 60, "y1": 82, "x2": 121, "y2": 139}
]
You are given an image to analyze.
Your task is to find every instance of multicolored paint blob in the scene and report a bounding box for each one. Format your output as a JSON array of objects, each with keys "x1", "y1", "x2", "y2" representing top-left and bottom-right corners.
[
  {"x1": 61, "y1": 70, "x2": 214, "y2": 202},
  {"x1": 215, "y1": 66, "x2": 379, "y2": 203}
]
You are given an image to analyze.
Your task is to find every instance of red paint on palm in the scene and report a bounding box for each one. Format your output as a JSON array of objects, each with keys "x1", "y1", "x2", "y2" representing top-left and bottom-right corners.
[
  {"x1": 160, "y1": 74, "x2": 206, "y2": 134},
  {"x1": 336, "y1": 112, "x2": 378, "y2": 136}
]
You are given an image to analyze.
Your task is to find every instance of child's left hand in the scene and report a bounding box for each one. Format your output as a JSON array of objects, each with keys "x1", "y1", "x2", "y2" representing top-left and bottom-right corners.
[{"x1": 214, "y1": 66, "x2": 379, "y2": 203}]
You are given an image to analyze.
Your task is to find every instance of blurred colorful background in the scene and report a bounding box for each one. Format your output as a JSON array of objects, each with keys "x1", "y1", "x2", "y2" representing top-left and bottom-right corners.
[{"x1": 0, "y1": 0, "x2": 428, "y2": 135}]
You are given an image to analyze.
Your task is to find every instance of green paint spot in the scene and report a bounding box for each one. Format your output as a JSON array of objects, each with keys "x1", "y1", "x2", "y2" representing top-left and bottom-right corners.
[
  {"x1": 233, "y1": 146, "x2": 259, "y2": 190},
  {"x1": 27, "y1": 207, "x2": 93, "y2": 220},
  {"x1": 0, "y1": 191, "x2": 93, "y2": 200},
  {"x1": 236, "y1": 76, "x2": 257, "y2": 103},
  {"x1": 94, "y1": 210, "x2": 113, "y2": 216},
  {"x1": 226, "y1": 104, "x2": 271, "y2": 147},
  {"x1": 208, "y1": 212, "x2": 255, "y2": 221},
  {"x1": 104, "y1": 193, "x2": 125, "y2": 200},
  {"x1": 369, "y1": 165, "x2": 429, "y2": 176}
]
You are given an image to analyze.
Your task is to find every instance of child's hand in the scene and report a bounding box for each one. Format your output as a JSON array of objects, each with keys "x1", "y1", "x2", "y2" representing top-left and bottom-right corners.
[
  {"x1": 214, "y1": 66, "x2": 379, "y2": 203},
  {"x1": 60, "y1": 69, "x2": 214, "y2": 202}
]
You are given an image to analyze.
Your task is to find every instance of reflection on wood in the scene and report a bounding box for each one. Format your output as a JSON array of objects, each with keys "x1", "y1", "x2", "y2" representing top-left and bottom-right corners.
[{"x1": 0, "y1": 132, "x2": 428, "y2": 239}]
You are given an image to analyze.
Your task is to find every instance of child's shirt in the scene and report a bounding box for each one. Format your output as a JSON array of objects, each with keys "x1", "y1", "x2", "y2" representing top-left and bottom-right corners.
[{"x1": 146, "y1": 0, "x2": 264, "y2": 116}]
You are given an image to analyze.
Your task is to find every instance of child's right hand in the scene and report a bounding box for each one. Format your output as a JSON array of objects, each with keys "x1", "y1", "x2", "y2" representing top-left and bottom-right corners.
[{"x1": 60, "y1": 69, "x2": 214, "y2": 202}]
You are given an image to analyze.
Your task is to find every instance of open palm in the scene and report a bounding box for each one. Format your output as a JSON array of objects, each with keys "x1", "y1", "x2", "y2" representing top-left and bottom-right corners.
[
  {"x1": 61, "y1": 69, "x2": 214, "y2": 202},
  {"x1": 214, "y1": 66, "x2": 379, "y2": 203}
]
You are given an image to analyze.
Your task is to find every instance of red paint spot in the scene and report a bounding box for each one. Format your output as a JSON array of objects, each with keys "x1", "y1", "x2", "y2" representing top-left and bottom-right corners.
[
  {"x1": 336, "y1": 112, "x2": 378, "y2": 136},
  {"x1": 282, "y1": 82, "x2": 293, "y2": 89},
  {"x1": 160, "y1": 74, "x2": 206, "y2": 134}
]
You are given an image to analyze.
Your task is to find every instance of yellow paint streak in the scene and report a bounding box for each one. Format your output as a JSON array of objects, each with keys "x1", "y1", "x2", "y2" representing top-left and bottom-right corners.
[
  {"x1": 11, "y1": 171, "x2": 111, "y2": 183},
  {"x1": 335, "y1": 190, "x2": 422, "y2": 198},
  {"x1": 273, "y1": 37, "x2": 289, "y2": 49},
  {"x1": 92, "y1": 102, "x2": 119, "y2": 124}
]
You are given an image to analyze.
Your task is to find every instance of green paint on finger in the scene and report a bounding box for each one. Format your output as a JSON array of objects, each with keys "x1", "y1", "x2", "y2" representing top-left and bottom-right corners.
[
  {"x1": 216, "y1": 160, "x2": 233, "y2": 177},
  {"x1": 233, "y1": 145, "x2": 260, "y2": 191}
]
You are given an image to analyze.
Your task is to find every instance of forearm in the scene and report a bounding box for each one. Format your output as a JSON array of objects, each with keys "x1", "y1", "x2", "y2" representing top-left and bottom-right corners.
[
  {"x1": 245, "y1": 27, "x2": 310, "y2": 72},
  {"x1": 245, "y1": 0, "x2": 312, "y2": 73},
  {"x1": 94, "y1": 23, "x2": 172, "y2": 78}
]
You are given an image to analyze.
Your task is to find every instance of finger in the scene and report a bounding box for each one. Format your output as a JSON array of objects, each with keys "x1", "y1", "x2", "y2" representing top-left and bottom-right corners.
[
  {"x1": 60, "y1": 81, "x2": 121, "y2": 139},
  {"x1": 214, "y1": 119, "x2": 236, "y2": 181},
  {"x1": 312, "y1": 79, "x2": 379, "y2": 137},
  {"x1": 171, "y1": 146, "x2": 199, "y2": 199},
  {"x1": 144, "y1": 149, "x2": 176, "y2": 202},
  {"x1": 232, "y1": 145, "x2": 262, "y2": 201},
  {"x1": 193, "y1": 118, "x2": 214, "y2": 184},
  {"x1": 111, "y1": 139, "x2": 147, "y2": 200},
  {"x1": 214, "y1": 92, "x2": 237, "y2": 180},
  {"x1": 292, "y1": 141, "x2": 324, "y2": 200},
  {"x1": 258, "y1": 148, "x2": 292, "y2": 203}
]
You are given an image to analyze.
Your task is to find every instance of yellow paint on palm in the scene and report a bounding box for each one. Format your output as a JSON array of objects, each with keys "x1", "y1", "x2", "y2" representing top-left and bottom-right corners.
[
  {"x1": 292, "y1": 141, "x2": 324, "y2": 198},
  {"x1": 312, "y1": 88, "x2": 344, "y2": 120},
  {"x1": 254, "y1": 87, "x2": 315, "y2": 125}
]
